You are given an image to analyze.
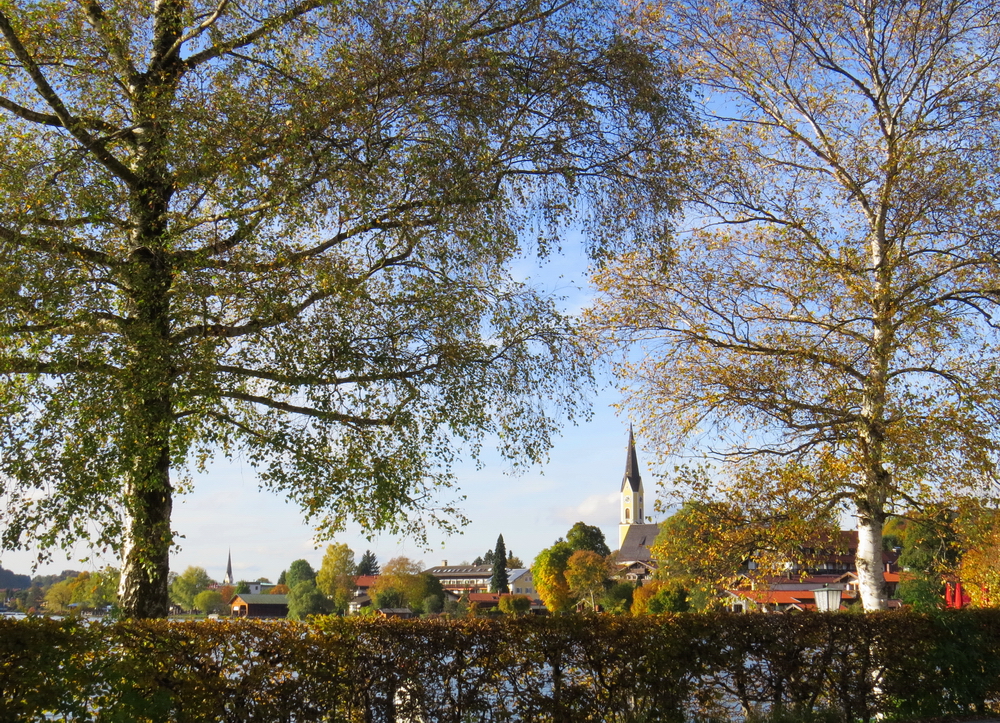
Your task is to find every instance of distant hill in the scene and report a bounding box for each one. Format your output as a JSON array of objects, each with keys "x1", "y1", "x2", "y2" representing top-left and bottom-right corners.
[
  {"x1": 31, "y1": 570, "x2": 81, "y2": 588},
  {"x1": 0, "y1": 566, "x2": 31, "y2": 589}
]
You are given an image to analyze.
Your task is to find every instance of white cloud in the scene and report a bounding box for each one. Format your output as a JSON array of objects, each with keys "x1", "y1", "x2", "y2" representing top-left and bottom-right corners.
[{"x1": 555, "y1": 492, "x2": 619, "y2": 526}]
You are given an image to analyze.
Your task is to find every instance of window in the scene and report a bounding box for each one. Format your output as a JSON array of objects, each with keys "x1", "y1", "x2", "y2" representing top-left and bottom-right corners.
[{"x1": 625, "y1": 509, "x2": 630, "y2": 520}]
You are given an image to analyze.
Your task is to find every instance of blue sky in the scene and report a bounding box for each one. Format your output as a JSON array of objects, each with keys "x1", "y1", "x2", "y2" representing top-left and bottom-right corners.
[{"x1": 1, "y1": 239, "x2": 666, "y2": 582}]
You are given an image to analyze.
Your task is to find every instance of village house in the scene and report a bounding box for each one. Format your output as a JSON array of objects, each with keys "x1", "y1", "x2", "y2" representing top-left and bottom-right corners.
[
  {"x1": 230, "y1": 593, "x2": 289, "y2": 618},
  {"x1": 422, "y1": 563, "x2": 495, "y2": 593}
]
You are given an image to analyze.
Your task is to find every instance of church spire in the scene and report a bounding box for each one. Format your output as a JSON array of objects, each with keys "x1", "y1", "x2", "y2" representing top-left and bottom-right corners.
[
  {"x1": 619, "y1": 426, "x2": 645, "y2": 548},
  {"x1": 224, "y1": 549, "x2": 234, "y2": 585},
  {"x1": 622, "y1": 424, "x2": 642, "y2": 493}
]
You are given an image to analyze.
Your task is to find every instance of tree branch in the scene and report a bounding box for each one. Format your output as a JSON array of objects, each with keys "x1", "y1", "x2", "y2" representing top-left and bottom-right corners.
[
  {"x1": 0, "y1": 356, "x2": 117, "y2": 374},
  {"x1": 0, "y1": 9, "x2": 139, "y2": 186},
  {"x1": 183, "y1": 0, "x2": 327, "y2": 70},
  {"x1": 0, "y1": 224, "x2": 118, "y2": 267},
  {"x1": 217, "y1": 391, "x2": 399, "y2": 426}
]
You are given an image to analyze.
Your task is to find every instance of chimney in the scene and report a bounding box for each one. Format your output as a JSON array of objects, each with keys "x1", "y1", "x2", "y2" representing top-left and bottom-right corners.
[{"x1": 442, "y1": 560, "x2": 448, "y2": 567}]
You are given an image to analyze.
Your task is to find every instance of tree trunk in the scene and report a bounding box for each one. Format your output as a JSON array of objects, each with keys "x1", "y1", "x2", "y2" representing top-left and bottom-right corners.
[
  {"x1": 856, "y1": 514, "x2": 887, "y2": 611},
  {"x1": 116, "y1": 249, "x2": 176, "y2": 618},
  {"x1": 118, "y1": 454, "x2": 173, "y2": 618},
  {"x1": 114, "y1": 2, "x2": 183, "y2": 618}
]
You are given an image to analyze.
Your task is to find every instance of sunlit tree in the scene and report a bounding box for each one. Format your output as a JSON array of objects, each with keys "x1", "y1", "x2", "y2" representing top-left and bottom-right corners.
[
  {"x1": 591, "y1": 0, "x2": 1000, "y2": 609},
  {"x1": 0, "y1": 0, "x2": 691, "y2": 618},
  {"x1": 316, "y1": 543, "x2": 356, "y2": 614}
]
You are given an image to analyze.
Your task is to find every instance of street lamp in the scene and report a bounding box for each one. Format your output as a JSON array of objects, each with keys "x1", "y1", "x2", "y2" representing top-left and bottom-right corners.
[{"x1": 812, "y1": 585, "x2": 844, "y2": 612}]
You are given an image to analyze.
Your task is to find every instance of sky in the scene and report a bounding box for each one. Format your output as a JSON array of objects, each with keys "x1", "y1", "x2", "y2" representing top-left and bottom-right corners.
[{"x1": 0, "y1": 239, "x2": 667, "y2": 584}]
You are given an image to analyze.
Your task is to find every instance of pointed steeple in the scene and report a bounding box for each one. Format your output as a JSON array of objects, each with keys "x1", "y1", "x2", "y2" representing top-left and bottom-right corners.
[
  {"x1": 622, "y1": 424, "x2": 642, "y2": 493},
  {"x1": 224, "y1": 549, "x2": 234, "y2": 585}
]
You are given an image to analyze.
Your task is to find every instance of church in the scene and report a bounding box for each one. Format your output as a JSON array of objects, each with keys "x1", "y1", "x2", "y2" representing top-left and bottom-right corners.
[{"x1": 615, "y1": 427, "x2": 659, "y2": 583}]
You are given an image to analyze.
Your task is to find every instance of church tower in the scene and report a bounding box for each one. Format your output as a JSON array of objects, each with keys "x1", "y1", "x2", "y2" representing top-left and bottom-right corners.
[
  {"x1": 224, "y1": 550, "x2": 234, "y2": 586},
  {"x1": 619, "y1": 426, "x2": 644, "y2": 549}
]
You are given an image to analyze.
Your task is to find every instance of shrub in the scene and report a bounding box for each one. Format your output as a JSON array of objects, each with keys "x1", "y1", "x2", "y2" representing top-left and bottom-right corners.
[{"x1": 2, "y1": 611, "x2": 1000, "y2": 721}]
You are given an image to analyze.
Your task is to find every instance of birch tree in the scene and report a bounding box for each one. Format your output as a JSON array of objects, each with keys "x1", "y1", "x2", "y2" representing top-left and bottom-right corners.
[
  {"x1": 591, "y1": 0, "x2": 1000, "y2": 609},
  {"x1": 0, "y1": 0, "x2": 690, "y2": 618}
]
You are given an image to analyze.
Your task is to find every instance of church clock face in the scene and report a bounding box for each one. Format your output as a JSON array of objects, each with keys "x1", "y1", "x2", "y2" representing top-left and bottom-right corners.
[{"x1": 625, "y1": 495, "x2": 631, "y2": 503}]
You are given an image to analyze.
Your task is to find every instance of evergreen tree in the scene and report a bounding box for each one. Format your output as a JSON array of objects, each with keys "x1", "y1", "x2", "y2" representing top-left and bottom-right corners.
[
  {"x1": 491, "y1": 535, "x2": 510, "y2": 594},
  {"x1": 355, "y1": 550, "x2": 380, "y2": 577}
]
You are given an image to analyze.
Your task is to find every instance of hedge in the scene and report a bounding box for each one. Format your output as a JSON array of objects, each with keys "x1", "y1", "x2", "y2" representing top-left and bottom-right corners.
[{"x1": 1, "y1": 610, "x2": 999, "y2": 722}]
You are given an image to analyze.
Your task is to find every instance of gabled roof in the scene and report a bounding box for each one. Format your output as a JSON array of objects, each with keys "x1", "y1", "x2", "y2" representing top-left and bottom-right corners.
[
  {"x1": 354, "y1": 575, "x2": 378, "y2": 588},
  {"x1": 468, "y1": 593, "x2": 502, "y2": 603},
  {"x1": 231, "y1": 594, "x2": 288, "y2": 605},
  {"x1": 621, "y1": 426, "x2": 643, "y2": 493},
  {"x1": 617, "y1": 524, "x2": 660, "y2": 563}
]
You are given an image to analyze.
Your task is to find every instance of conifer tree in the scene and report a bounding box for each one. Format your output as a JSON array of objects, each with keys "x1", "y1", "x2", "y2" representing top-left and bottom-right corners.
[
  {"x1": 490, "y1": 535, "x2": 509, "y2": 593},
  {"x1": 355, "y1": 550, "x2": 380, "y2": 577}
]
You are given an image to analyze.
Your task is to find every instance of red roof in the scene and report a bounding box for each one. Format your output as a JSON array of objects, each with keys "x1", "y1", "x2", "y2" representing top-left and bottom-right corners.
[
  {"x1": 354, "y1": 575, "x2": 378, "y2": 587},
  {"x1": 467, "y1": 593, "x2": 501, "y2": 603}
]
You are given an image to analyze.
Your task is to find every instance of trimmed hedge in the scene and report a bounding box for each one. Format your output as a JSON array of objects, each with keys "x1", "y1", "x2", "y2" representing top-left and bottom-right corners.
[{"x1": 1, "y1": 611, "x2": 998, "y2": 722}]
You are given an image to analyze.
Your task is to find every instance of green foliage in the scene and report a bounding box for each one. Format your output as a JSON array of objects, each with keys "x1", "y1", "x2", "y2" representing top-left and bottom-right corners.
[
  {"x1": 287, "y1": 581, "x2": 332, "y2": 620},
  {"x1": 599, "y1": 582, "x2": 635, "y2": 614},
  {"x1": 0, "y1": 0, "x2": 691, "y2": 619},
  {"x1": 3, "y1": 612, "x2": 1000, "y2": 721},
  {"x1": 407, "y1": 574, "x2": 445, "y2": 614},
  {"x1": 285, "y1": 560, "x2": 317, "y2": 591},
  {"x1": 566, "y1": 522, "x2": 611, "y2": 557},
  {"x1": 533, "y1": 523, "x2": 615, "y2": 612},
  {"x1": 169, "y1": 567, "x2": 214, "y2": 612},
  {"x1": 44, "y1": 580, "x2": 74, "y2": 613},
  {"x1": 490, "y1": 534, "x2": 510, "y2": 593},
  {"x1": 897, "y1": 574, "x2": 943, "y2": 613},
  {"x1": 647, "y1": 584, "x2": 690, "y2": 614},
  {"x1": 497, "y1": 595, "x2": 531, "y2": 615},
  {"x1": 234, "y1": 581, "x2": 250, "y2": 594},
  {"x1": 369, "y1": 557, "x2": 443, "y2": 613},
  {"x1": 193, "y1": 590, "x2": 225, "y2": 615},
  {"x1": 373, "y1": 589, "x2": 406, "y2": 610},
  {"x1": 886, "y1": 509, "x2": 962, "y2": 610},
  {"x1": 422, "y1": 594, "x2": 444, "y2": 615}
]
